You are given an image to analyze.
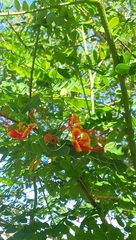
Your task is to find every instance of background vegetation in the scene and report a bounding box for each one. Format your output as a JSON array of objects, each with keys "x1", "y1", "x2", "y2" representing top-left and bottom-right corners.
[{"x1": 0, "y1": 0, "x2": 136, "y2": 239}]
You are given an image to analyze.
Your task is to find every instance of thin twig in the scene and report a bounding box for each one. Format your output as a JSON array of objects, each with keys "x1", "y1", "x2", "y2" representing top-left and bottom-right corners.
[
  {"x1": 81, "y1": 25, "x2": 95, "y2": 114},
  {"x1": 39, "y1": 177, "x2": 56, "y2": 225},
  {"x1": 6, "y1": 19, "x2": 28, "y2": 49},
  {"x1": 30, "y1": 176, "x2": 38, "y2": 222},
  {"x1": 117, "y1": 39, "x2": 136, "y2": 59},
  {"x1": 29, "y1": 27, "x2": 40, "y2": 97},
  {"x1": 95, "y1": 195, "x2": 119, "y2": 200},
  {"x1": 33, "y1": 176, "x2": 38, "y2": 210}
]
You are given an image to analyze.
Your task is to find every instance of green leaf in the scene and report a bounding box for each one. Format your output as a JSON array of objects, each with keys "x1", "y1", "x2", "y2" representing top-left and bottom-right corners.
[
  {"x1": 57, "y1": 68, "x2": 71, "y2": 79},
  {"x1": 0, "y1": 146, "x2": 8, "y2": 154},
  {"x1": 129, "y1": 62, "x2": 136, "y2": 75},
  {"x1": 60, "y1": 6, "x2": 68, "y2": 17},
  {"x1": 116, "y1": 216, "x2": 125, "y2": 227},
  {"x1": 39, "y1": 140, "x2": 51, "y2": 154},
  {"x1": 132, "y1": 226, "x2": 136, "y2": 239},
  {"x1": 68, "y1": 215, "x2": 77, "y2": 220},
  {"x1": 94, "y1": 228, "x2": 106, "y2": 240},
  {"x1": 0, "y1": 177, "x2": 13, "y2": 186},
  {"x1": 68, "y1": 8, "x2": 73, "y2": 18},
  {"x1": 50, "y1": 145, "x2": 70, "y2": 157},
  {"x1": 6, "y1": 225, "x2": 17, "y2": 233},
  {"x1": 104, "y1": 142, "x2": 125, "y2": 156},
  {"x1": 46, "y1": 12, "x2": 56, "y2": 24},
  {"x1": 60, "y1": 158, "x2": 70, "y2": 170},
  {"x1": 37, "y1": 10, "x2": 47, "y2": 24},
  {"x1": 30, "y1": 2, "x2": 36, "y2": 10},
  {"x1": 31, "y1": 143, "x2": 43, "y2": 155},
  {"x1": 115, "y1": 63, "x2": 130, "y2": 74},
  {"x1": 47, "y1": 25, "x2": 52, "y2": 36},
  {"x1": 72, "y1": 158, "x2": 82, "y2": 170},
  {"x1": 123, "y1": 51, "x2": 131, "y2": 63},
  {"x1": 108, "y1": 227, "x2": 118, "y2": 240},
  {"x1": 21, "y1": 95, "x2": 41, "y2": 113},
  {"x1": 1, "y1": 105, "x2": 11, "y2": 115},
  {"x1": 108, "y1": 17, "x2": 119, "y2": 29},
  {"x1": 22, "y1": 0, "x2": 29, "y2": 11},
  {"x1": 14, "y1": 0, "x2": 20, "y2": 11}
]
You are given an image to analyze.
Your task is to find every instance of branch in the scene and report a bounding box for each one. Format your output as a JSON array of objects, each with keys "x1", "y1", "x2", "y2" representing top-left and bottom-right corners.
[
  {"x1": 77, "y1": 179, "x2": 98, "y2": 208},
  {"x1": 0, "y1": 1, "x2": 98, "y2": 17},
  {"x1": 77, "y1": 179, "x2": 108, "y2": 223},
  {"x1": 0, "y1": 113, "x2": 19, "y2": 123},
  {"x1": 119, "y1": 75, "x2": 136, "y2": 168},
  {"x1": 97, "y1": 1, "x2": 119, "y2": 66},
  {"x1": 98, "y1": 0, "x2": 136, "y2": 169}
]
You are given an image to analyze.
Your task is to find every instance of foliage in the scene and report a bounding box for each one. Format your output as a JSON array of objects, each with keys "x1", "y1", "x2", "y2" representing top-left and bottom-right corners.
[{"x1": 0, "y1": 0, "x2": 136, "y2": 239}]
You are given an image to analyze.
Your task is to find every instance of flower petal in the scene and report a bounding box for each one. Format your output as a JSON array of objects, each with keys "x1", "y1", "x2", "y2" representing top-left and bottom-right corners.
[
  {"x1": 72, "y1": 140, "x2": 82, "y2": 152},
  {"x1": 72, "y1": 128, "x2": 82, "y2": 139}
]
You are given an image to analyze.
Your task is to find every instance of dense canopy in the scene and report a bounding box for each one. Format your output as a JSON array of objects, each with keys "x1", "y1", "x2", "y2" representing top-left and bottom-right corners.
[{"x1": 0, "y1": 0, "x2": 136, "y2": 239}]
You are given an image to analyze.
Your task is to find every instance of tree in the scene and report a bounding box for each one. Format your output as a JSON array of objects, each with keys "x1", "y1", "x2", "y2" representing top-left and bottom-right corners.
[{"x1": 0, "y1": 0, "x2": 136, "y2": 239}]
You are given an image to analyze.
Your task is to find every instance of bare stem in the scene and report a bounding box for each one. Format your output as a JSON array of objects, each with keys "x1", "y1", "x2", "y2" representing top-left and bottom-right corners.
[
  {"x1": 29, "y1": 27, "x2": 40, "y2": 98},
  {"x1": 30, "y1": 176, "x2": 37, "y2": 222}
]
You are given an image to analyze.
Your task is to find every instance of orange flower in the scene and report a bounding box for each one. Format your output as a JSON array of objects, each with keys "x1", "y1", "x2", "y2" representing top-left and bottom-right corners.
[
  {"x1": 44, "y1": 133, "x2": 52, "y2": 143},
  {"x1": 74, "y1": 132, "x2": 91, "y2": 152},
  {"x1": 72, "y1": 128, "x2": 82, "y2": 139},
  {"x1": 68, "y1": 113, "x2": 104, "y2": 153},
  {"x1": 8, "y1": 123, "x2": 36, "y2": 140},
  {"x1": 22, "y1": 124, "x2": 37, "y2": 138},
  {"x1": 68, "y1": 114, "x2": 81, "y2": 130},
  {"x1": 8, "y1": 127, "x2": 23, "y2": 140},
  {"x1": 72, "y1": 140, "x2": 82, "y2": 152}
]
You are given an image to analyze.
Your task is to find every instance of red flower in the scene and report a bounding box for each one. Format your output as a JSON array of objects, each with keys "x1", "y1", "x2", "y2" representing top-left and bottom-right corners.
[
  {"x1": 44, "y1": 133, "x2": 52, "y2": 143},
  {"x1": 44, "y1": 133, "x2": 59, "y2": 145},
  {"x1": 53, "y1": 136, "x2": 59, "y2": 145},
  {"x1": 8, "y1": 123, "x2": 36, "y2": 140}
]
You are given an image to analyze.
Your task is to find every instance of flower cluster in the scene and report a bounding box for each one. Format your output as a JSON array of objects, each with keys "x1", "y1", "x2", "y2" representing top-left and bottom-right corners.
[
  {"x1": 68, "y1": 114, "x2": 104, "y2": 153},
  {"x1": 7, "y1": 112, "x2": 103, "y2": 153},
  {"x1": 8, "y1": 122, "x2": 36, "y2": 140}
]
